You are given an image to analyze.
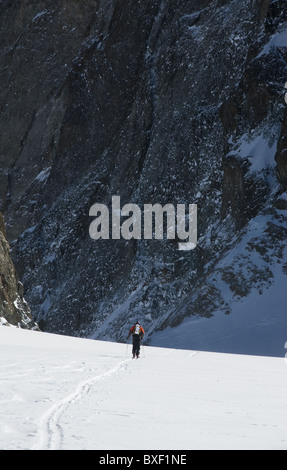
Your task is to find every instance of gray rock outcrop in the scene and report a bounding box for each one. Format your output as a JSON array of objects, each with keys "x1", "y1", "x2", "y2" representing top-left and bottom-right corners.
[{"x1": 0, "y1": 212, "x2": 38, "y2": 329}]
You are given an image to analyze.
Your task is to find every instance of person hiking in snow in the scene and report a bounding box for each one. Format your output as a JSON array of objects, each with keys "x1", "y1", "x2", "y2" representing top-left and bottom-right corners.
[{"x1": 127, "y1": 321, "x2": 145, "y2": 358}]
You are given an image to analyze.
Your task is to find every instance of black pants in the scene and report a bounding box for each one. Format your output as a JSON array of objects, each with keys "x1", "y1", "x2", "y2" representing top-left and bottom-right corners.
[{"x1": 132, "y1": 335, "x2": 141, "y2": 357}]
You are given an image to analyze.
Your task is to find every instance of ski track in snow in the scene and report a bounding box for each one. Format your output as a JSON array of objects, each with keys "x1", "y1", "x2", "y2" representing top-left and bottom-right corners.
[
  {"x1": 2, "y1": 328, "x2": 287, "y2": 450},
  {"x1": 33, "y1": 358, "x2": 131, "y2": 450},
  {"x1": 31, "y1": 348, "x2": 199, "y2": 450}
]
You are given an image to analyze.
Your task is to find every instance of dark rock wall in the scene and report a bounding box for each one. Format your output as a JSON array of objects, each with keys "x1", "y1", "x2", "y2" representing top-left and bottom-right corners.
[{"x1": 0, "y1": 0, "x2": 286, "y2": 342}]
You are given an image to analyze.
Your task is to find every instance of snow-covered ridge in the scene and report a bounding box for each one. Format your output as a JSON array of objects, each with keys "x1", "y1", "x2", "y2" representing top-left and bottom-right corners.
[{"x1": 1, "y1": 327, "x2": 287, "y2": 450}]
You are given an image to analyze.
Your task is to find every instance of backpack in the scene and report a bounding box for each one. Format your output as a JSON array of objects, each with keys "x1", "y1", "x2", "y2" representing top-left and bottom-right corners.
[{"x1": 134, "y1": 324, "x2": 141, "y2": 335}]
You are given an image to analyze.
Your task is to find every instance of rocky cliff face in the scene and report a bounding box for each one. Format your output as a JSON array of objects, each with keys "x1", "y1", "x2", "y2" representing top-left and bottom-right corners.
[
  {"x1": 0, "y1": 0, "x2": 286, "y2": 353},
  {"x1": 0, "y1": 212, "x2": 38, "y2": 329}
]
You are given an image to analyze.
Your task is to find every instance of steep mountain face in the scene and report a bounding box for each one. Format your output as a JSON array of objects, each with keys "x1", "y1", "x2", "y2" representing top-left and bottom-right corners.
[
  {"x1": 0, "y1": 212, "x2": 38, "y2": 329},
  {"x1": 0, "y1": 0, "x2": 286, "y2": 354}
]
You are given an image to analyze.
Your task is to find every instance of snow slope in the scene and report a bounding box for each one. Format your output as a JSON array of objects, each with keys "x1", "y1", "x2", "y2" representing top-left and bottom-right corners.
[
  {"x1": 150, "y1": 210, "x2": 287, "y2": 358},
  {"x1": 1, "y1": 326, "x2": 287, "y2": 450},
  {"x1": 149, "y1": 260, "x2": 287, "y2": 357}
]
